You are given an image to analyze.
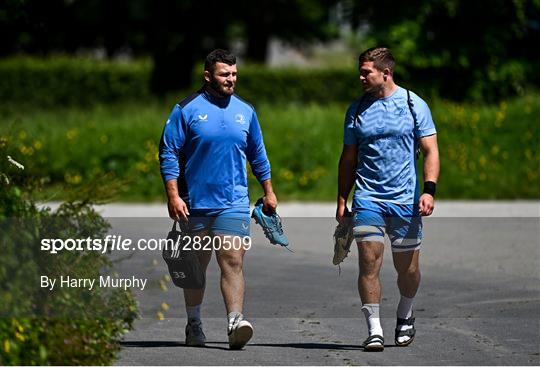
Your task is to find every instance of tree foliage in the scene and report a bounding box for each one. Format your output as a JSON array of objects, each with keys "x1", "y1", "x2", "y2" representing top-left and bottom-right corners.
[
  {"x1": 1, "y1": 0, "x2": 340, "y2": 92},
  {"x1": 0, "y1": 134, "x2": 139, "y2": 365},
  {"x1": 1, "y1": 0, "x2": 537, "y2": 97},
  {"x1": 345, "y1": 0, "x2": 540, "y2": 100}
]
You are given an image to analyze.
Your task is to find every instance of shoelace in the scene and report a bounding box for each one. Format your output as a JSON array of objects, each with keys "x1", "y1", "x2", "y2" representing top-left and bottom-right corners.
[
  {"x1": 228, "y1": 314, "x2": 242, "y2": 334},
  {"x1": 268, "y1": 213, "x2": 284, "y2": 235},
  {"x1": 335, "y1": 222, "x2": 350, "y2": 237},
  {"x1": 258, "y1": 207, "x2": 293, "y2": 251},
  {"x1": 189, "y1": 322, "x2": 204, "y2": 337},
  {"x1": 257, "y1": 209, "x2": 281, "y2": 235}
]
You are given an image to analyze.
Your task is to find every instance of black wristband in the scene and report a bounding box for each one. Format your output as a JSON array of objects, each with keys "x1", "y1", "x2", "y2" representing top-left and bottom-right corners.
[{"x1": 423, "y1": 181, "x2": 436, "y2": 197}]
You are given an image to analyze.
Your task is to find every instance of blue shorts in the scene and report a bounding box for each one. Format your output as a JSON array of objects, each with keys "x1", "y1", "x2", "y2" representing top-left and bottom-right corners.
[
  {"x1": 352, "y1": 200, "x2": 422, "y2": 252},
  {"x1": 188, "y1": 207, "x2": 250, "y2": 237}
]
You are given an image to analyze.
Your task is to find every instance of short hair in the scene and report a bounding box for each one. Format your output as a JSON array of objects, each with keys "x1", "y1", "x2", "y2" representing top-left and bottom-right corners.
[
  {"x1": 204, "y1": 49, "x2": 236, "y2": 72},
  {"x1": 358, "y1": 47, "x2": 395, "y2": 72}
]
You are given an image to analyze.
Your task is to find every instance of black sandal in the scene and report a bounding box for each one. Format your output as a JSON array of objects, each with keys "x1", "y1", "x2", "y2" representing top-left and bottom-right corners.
[
  {"x1": 362, "y1": 334, "x2": 384, "y2": 351},
  {"x1": 395, "y1": 316, "x2": 416, "y2": 346}
]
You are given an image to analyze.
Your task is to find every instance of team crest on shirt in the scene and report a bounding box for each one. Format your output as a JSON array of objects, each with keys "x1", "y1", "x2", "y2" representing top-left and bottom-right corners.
[
  {"x1": 395, "y1": 106, "x2": 407, "y2": 116},
  {"x1": 235, "y1": 114, "x2": 245, "y2": 124}
]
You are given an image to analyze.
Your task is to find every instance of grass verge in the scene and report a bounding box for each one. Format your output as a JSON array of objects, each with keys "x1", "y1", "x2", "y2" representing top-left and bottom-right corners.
[{"x1": 1, "y1": 92, "x2": 538, "y2": 201}]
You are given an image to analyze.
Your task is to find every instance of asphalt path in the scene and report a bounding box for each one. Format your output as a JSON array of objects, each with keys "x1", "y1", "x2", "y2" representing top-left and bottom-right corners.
[{"x1": 104, "y1": 201, "x2": 540, "y2": 365}]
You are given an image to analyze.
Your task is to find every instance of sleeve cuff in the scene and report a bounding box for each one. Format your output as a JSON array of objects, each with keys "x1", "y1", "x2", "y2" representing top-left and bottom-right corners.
[
  {"x1": 161, "y1": 173, "x2": 179, "y2": 182},
  {"x1": 256, "y1": 172, "x2": 271, "y2": 183},
  {"x1": 418, "y1": 128, "x2": 437, "y2": 138}
]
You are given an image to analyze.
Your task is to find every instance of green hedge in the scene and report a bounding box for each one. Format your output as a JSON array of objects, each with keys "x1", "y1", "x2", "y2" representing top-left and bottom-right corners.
[
  {"x1": 0, "y1": 57, "x2": 363, "y2": 106},
  {"x1": 0, "y1": 57, "x2": 152, "y2": 107},
  {"x1": 0, "y1": 56, "x2": 535, "y2": 107},
  {"x1": 228, "y1": 65, "x2": 359, "y2": 104}
]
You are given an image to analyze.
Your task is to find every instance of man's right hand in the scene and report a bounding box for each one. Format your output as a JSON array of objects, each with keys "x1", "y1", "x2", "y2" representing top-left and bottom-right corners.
[
  {"x1": 335, "y1": 204, "x2": 347, "y2": 225},
  {"x1": 167, "y1": 197, "x2": 190, "y2": 222}
]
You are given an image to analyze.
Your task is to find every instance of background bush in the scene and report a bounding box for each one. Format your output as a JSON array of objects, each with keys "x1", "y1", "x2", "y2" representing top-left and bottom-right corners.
[
  {"x1": 0, "y1": 135, "x2": 139, "y2": 365},
  {"x1": 0, "y1": 57, "x2": 152, "y2": 107},
  {"x1": 1, "y1": 56, "x2": 536, "y2": 107}
]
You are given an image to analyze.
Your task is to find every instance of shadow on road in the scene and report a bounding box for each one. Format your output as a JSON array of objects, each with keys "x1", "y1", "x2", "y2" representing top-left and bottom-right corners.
[
  {"x1": 120, "y1": 341, "x2": 228, "y2": 351},
  {"x1": 252, "y1": 342, "x2": 397, "y2": 350},
  {"x1": 120, "y1": 340, "x2": 398, "y2": 351}
]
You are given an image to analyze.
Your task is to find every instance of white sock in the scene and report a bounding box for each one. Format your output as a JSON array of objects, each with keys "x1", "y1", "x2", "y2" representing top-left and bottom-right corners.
[
  {"x1": 361, "y1": 304, "x2": 383, "y2": 336},
  {"x1": 397, "y1": 295, "x2": 414, "y2": 319},
  {"x1": 396, "y1": 296, "x2": 414, "y2": 343},
  {"x1": 186, "y1": 304, "x2": 201, "y2": 322}
]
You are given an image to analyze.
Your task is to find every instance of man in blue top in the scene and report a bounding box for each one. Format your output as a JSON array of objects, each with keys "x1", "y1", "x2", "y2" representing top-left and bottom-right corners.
[
  {"x1": 159, "y1": 49, "x2": 278, "y2": 349},
  {"x1": 336, "y1": 47, "x2": 440, "y2": 351}
]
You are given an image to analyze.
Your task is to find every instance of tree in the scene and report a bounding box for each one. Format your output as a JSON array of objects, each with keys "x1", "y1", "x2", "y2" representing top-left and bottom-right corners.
[
  {"x1": 0, "y1": 0, "x2": 342, "y2": 92},
  {"x1": 239, "y1": 0, "x2": 340, "y2": 62},
  {"x1": 345, "y1": 0, "x2": 540, "y2": 100}
]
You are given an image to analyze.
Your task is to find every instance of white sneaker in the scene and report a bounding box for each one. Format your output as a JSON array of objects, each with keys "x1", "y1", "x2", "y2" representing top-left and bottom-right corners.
[
  {"x1": 228, "y1": 316, "x2": 253, "y2": 350},
  {"x1": 185, "y1": 319, "x2": 206, "y2": 347}
]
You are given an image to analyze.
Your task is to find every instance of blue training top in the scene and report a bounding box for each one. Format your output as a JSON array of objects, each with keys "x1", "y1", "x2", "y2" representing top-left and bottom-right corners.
[
  {"x1": 344, "y1": 86, "x2": 437, "y2": 205},
  {"x1": 159, "y1": 89, "x2": 271, "y2": 209}
]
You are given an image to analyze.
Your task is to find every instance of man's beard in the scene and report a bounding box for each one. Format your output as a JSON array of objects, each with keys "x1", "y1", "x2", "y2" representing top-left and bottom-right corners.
[
  {"x1": 362, "y1": 83, "x2": 381, "y2": 95},
  {"x1": 210, "y1": 78, "x2": 234, "y2": 97}
]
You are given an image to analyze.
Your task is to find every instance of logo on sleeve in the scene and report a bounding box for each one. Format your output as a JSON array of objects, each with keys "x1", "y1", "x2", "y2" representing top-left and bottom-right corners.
[
  {"x1": 198, "y1": 114, "x2": 208, "y2": 121},
  {"x1": 235, "y1": 114, "x2": 245, "y2": 124}
]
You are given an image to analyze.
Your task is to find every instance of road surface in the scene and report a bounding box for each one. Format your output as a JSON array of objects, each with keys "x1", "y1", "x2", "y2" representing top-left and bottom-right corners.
[{"x1": 97, "y1": 201, "x2": 540, "y2": 365}]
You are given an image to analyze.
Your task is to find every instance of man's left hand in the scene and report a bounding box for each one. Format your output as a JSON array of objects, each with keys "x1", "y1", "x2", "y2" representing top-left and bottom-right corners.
[
  {"x1": 419, "y1": 193, "x2": 434, "y2": 216},
  {"x1": 263, "y1": 192, "x2": 278, "y2": 213}
]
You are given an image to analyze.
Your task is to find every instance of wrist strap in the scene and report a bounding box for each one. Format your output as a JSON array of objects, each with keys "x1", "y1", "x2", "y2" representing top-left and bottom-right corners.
[{"x1": 423, "y1": 181, "x2": 436, "y2": 197}]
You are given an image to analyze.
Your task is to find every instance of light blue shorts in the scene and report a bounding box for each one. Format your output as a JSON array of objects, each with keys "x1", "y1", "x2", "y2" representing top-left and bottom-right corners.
[
  {"x1": 352, "y1": 200, "x2": 422, "y2": 252},
  {"x1": 188, "y1": 207, "x2": 250, "y2": 237}
]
